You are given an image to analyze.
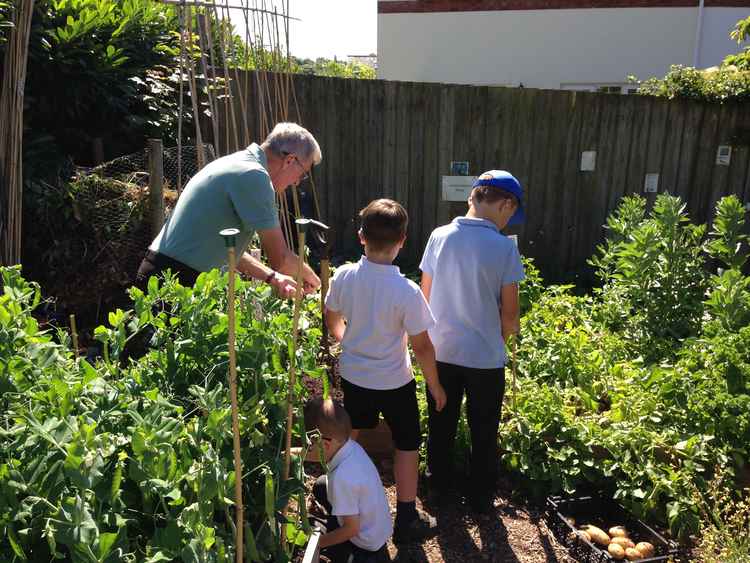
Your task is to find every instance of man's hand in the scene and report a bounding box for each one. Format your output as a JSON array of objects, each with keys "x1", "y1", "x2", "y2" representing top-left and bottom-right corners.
[
  {"x1": 301, "y1": 263, "x2": 321, "y2": 294},
  {"x1": 270, "y1": 273, "x2": 297, "y2": 299},
  {"x1": 428, "y1": 382, "x2": 447, "y2": 412}
]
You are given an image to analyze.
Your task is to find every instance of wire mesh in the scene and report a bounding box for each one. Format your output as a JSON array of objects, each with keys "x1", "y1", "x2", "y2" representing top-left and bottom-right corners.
[{"x1": 75, "y1": 144, "x2": 215, "y2": 288}]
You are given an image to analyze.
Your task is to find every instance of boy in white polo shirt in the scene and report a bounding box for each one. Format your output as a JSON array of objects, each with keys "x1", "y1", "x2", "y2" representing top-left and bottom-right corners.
[
  {"x1": 305, "y1": 399, "x2": 393, "y2": 563},
  {"x1": 419, "y1": 170, "x2": 525, "y2": 513},
  {"x1": 325, "y1": 199, "x2": 446, "y2": 544},
  {"x1": 306, "y1": 398, "x2": 392, "y2": 562}
]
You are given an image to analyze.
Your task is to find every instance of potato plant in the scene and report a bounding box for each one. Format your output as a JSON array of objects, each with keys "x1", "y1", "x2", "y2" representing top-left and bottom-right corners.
[
  {"x1": 501, "y1": 194, "x2": 750, "y2": 541},
  {"x1": 0, "y1": 267, "x2": 322, "y2": 562}
]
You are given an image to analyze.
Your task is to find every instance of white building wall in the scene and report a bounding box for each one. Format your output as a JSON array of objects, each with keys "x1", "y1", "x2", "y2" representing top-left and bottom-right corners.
[{"x1": 377, "y1": 7, "x2": 750, "y2": 89}]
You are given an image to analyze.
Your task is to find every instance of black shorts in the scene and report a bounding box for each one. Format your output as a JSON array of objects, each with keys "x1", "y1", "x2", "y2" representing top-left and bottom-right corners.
[{"x1": 341, "y1": 378, "x2": 421, "y2": 451}]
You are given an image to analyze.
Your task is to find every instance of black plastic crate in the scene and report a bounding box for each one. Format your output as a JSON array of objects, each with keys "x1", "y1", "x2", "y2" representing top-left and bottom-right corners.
[{"x1": 546, "y1": 495, "x2": 681, "y2": 563}]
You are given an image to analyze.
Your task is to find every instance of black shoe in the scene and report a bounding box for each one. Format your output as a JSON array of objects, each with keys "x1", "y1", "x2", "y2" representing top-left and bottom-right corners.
[{"x1": 393, "y1": 509, "x2": 438, "y2": 545}]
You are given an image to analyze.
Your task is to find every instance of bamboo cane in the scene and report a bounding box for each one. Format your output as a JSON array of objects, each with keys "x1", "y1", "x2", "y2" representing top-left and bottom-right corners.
[
  {"x1": 512, "y1": 335, "x2": 518, "y2": 412},
  {"x1": 281, "y1": 218, "x2": 309, "y2": 545},
  {"x1": 220, "y1": 228, "x2": 244, "y2": 563},
  {"x1": 185, "y1": 8, "x2": 206, "y2": 169},
  {"x1": 69, "y1": 314, "x2": 79, "y2": 360}
]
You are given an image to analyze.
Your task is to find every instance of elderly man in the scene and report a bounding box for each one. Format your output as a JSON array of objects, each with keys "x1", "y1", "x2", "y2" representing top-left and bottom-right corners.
[{"x1": 137, "y1": 122, "x2": 322, "y2": 297}]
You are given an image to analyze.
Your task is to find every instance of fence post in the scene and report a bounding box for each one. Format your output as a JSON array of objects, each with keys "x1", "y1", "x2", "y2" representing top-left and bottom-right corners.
[{"x1": 148, "y1": 139, "x2": 165, "y2": 238}]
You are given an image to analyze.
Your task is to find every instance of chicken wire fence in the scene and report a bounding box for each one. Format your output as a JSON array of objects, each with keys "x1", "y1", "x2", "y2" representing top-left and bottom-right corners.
[{"x1": 74, "y1": 144, "x2": 215, "y2": 288}]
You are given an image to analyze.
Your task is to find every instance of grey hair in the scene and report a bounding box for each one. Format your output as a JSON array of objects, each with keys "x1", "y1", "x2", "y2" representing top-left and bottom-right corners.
[{"x1": 261, "y1": 122, "x2": 322, "y2": 165}]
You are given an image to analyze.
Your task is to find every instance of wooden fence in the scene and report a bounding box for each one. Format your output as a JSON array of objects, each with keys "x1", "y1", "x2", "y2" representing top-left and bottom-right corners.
[{"x1": 217, "y1": 71, "x2": 750, "y2": 279}]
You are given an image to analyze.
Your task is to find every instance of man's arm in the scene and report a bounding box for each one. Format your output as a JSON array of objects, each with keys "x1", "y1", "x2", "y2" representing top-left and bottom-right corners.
[
  {"x1": 325, "y1": 308, "x2": 346, "y2": 342},
  {"x1": 500, "y1": 282, "x2": 520, "y2": 342},
  {"x1": 420, "y1": 272, "x2": 432, "y2": 302},
  {"x1": 258, "y1": 226, "x2": 321, "y2": 292},
  {"x1": 318, "y1": 515, "x2": 360, "y2": 549},
  {"x1": 409, "y1": 331, "x2": 446, "y2": 411}
]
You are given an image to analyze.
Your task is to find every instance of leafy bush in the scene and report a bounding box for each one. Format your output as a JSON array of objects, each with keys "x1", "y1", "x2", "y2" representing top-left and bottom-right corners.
[
  {"x1": 23, "y1": 0, "x2": 185, "y2": 163},
  {"x1": 500, "y1": 194, "x2": 750, "y2": 540},
  {"x1": 634, "y1": 17, "x2": 750, "y2": 103},
  {"x1": 591, "y1": 194, "x2": 707, "y2": 362},
  {"x1": 0, "y1": 266, "x2": 323, "y2": 561}
]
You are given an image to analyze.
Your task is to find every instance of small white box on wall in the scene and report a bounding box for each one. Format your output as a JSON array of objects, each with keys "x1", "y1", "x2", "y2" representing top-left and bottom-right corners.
[
  {"x1": 644, "y1": 173, "x2": 659, "y2": 193},
  {"x1": 580, "y1": 151, "x2": 597, "y2": 172},
  {"x1": 442, "y1": 176, "x2": 476, "y2": 202},
  {"x1": 716, "y1": 146, "x2": 732, "y2": 166}
]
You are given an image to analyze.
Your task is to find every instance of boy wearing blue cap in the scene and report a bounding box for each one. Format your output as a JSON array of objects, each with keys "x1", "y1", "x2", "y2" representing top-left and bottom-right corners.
[{"x1": 419, "y1": 170, "x2": 525, "y2": 513}]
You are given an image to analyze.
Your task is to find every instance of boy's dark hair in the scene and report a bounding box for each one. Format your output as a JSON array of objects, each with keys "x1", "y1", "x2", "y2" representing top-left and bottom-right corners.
[
  {"x1": 359, "y1": 199, "x2": 408, "y2": 252},
  {"x1": 471, "y1": 185, "x2": 518, "y2": 206},
  {"x1": 304, "y1": 397, "x2": 352, "y2": 442}
]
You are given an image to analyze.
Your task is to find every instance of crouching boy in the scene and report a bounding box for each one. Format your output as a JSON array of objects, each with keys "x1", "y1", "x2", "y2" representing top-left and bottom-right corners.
[{"x1": 307, "y1": 398, "x2": 392, "y2": 563}]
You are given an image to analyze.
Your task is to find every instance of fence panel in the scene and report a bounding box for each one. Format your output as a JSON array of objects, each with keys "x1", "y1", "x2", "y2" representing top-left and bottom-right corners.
[{"x1": 217, "y1": 71, "x2": 750, "y2": 278}]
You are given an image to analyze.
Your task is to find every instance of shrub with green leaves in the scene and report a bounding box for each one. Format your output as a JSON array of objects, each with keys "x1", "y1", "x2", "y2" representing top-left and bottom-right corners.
[
  {"x1": 500, "y1": 194, "x2": 750, "y2": 541},
  {"x1": 0, "y1": 267, "x2": 323, "y2": 561},
  {"x1": 591, "y1": 194, "x2": 707, "y2": 363}
]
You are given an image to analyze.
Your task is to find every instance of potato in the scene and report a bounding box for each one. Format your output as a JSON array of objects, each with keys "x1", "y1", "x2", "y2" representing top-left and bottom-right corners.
[
  {"x1": 568, "y1": 529, "x2": 591, "y2": 543},
  {"x1": 608, "y1": 543, "x2": 626, "y2": 560},
  {"x1": 581, "y1": 525, "x2": 610, "y2": 546},
  {"x1": 635, "y1": 542, "x2": 655, "y2": 557},
  {"x1": 611, "y1": 537, "x2": 635, "y2": 549},
  {"x1": 625, "y1": 547, "x2": 642, "y2": 561},
  {"x1": 609, "y1": 526, "x2": 628, "y2": 538}
]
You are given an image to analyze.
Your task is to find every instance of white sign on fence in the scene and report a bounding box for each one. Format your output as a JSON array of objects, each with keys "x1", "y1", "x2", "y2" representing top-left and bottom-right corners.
[
  {"x1": 716, "y1": 146, "x2": 732, "y2": 166},
  {"x1": 644, "y1": 173, "x2": 659, "y2": 193},
  {"x1": 442, "y1": 176, "x2": 476, "y2": 201},
  {"x1": 580, "y1": 151, "x2": 597, "y2": 172}
]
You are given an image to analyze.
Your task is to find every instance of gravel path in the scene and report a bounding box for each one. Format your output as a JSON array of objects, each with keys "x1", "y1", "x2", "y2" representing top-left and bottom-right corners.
[{"x1": 304, "y1": 458, "x2": 575, "y2": 563}]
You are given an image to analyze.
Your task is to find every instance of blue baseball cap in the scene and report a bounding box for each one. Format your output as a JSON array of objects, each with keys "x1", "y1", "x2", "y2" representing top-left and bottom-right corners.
[{"x1": 472, "y1": 170, "x2": 525, "y2": 226}]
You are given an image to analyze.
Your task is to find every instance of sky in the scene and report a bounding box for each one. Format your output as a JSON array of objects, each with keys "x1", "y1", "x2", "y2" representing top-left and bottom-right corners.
[{"x1": 229, "y1": 1, "x2": 378, "y2": 61}]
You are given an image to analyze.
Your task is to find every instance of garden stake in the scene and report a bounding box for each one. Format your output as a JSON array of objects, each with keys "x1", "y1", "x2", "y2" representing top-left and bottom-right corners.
[
  {"x1": 69, "y1": 314, "x2": 79, "y2": 360},
  {"x1": 308, "y1": 221, "x2": 333, "y2": 387},
  {"x1": 220, "y1": 228, "x2": 244, "y2": 563},
  {"x1": 512, "y1": 335, "x2": 518, "y2": 412},
  {"x1": 281, "y1": 217, "x2": 311, "y2": 545}
]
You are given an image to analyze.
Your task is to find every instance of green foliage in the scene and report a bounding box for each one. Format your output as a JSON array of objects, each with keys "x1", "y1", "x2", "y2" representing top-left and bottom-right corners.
[
  {"x1": 636, "y1": 65, "x2": 750, "y2": 103},
  {"x1": 591, "y1": 194, "x2": 707, "y2": 362},
  {"x1": 705, "y1": 195, "x2": 748, "y2": 271},
  {"x1": 295, "y1": 57, "x2": 376, "y2": 79},
  {"x1": 0, "y1": 266, "x2": 323, "y2": 561},
  {"x1": 23, "y1": 0, "x2": 184, "y2": 163},
  {"x1": 634, "y1": 16, "x2": 750, "y2": 103},
  {"x1": 499, "y1": 194, "x2": 750, "y2": 541},
  {"x1": 0, "y1": 1, "x2": 13, "y2": 46},
  {"x1": 724, "y1": 15, "x2": 750, "y2": 71},
  {"x1": 519, "y1": 256, "x2": 544, "y2": 316}
]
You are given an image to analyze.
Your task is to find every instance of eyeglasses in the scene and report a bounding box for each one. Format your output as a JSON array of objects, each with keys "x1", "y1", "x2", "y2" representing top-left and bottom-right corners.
[{"x1": 283, "y1": 152, "x2": 310, "y2": 182}]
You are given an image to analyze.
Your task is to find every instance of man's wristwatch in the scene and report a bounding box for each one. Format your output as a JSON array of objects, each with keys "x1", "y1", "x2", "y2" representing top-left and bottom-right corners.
[{"x1": 264, "y1": 270, "x2": 277, "y2": 285}]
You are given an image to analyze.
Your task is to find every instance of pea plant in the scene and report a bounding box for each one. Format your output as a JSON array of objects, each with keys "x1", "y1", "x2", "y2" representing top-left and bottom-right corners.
[{"x1": 0, "y1": 267, "x2": 323, "y2": 562}]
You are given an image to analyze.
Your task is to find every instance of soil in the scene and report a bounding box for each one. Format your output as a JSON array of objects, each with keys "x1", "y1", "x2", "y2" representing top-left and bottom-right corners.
[{"x1": 303, "y1": 457, "x2": 575, "y2": 563}]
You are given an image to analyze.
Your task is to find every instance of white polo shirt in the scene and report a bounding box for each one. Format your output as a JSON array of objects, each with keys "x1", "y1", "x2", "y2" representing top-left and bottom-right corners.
[
  {"x1": 420, "y1": 217, "x2": 525, "y2": 369},
  {"x1": 325, "y1": 256, "x2": 435, "y2": 390},
  {"x1": 326, "y1": 439, "x2": 393, "y2": 550}
]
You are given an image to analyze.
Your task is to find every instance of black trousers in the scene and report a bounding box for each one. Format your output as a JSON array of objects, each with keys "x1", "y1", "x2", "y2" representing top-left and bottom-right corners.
[
  {"x1": 426, "y1": 362, "x2": 505, "y2": 497},
  {"x1": 312, "y1": 476, "x2": 389, "y2": 563},
  {"x1": 135, "y1": 250, "x2": 200, "y2": 289}
]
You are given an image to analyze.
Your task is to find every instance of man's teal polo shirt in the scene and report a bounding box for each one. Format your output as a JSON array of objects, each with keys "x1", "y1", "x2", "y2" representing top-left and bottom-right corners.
[{"x1": 150, "y1": 144, "x2": 279, "y2": 272}]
